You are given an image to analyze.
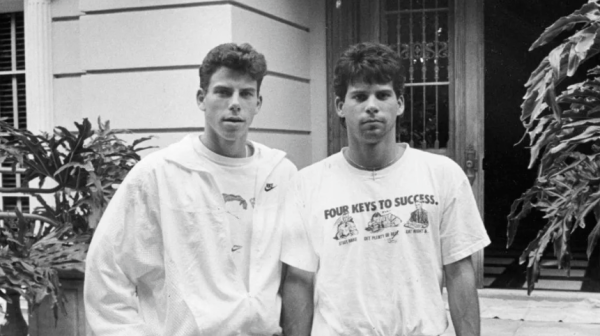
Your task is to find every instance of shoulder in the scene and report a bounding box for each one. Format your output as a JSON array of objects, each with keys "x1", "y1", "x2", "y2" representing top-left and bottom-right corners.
[
  {"x1": 290, "y1": 153, "x2": 343, "y2": 195},
  {"x1": 406, "y1": 148, "x2": 465, "y2": 177},
  {"x1": 251, "y1": 141, "x2": 298, "y2": 175},
  {"x1": 297, "y1": 153, "x2": 341, "y2": 179},
  {"x1": 121, "y1": 139, "x2": 186, "y2": 185},
  {"x1": 277, "y1": 157, "x2": 298, "y2": 175}
]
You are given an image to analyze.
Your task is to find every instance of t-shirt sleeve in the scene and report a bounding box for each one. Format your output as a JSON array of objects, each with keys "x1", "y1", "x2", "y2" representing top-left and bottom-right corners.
[
  {"x1": 280, "y1": 177, "x2": 319, "y2": 272},
  {"x1": 439, "y1": 166, "x2": 491, "y2": 265}
]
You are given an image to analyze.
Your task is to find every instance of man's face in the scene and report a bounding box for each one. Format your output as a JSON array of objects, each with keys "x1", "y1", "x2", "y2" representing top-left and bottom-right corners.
[
  {"x1": 415, "y1": 201, "x2": 422, "y2": 210},
  {"x1": 335, "y1": 81, "x2": 404, "y2": 144},
  {"x1": 197, "y1": 67, "x2": 262, "y2": 143}
]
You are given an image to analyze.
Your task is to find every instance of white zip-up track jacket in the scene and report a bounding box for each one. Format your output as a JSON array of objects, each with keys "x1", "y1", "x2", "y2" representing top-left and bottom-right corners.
[{"x1": 84, "y1": 135, "x2": 297, "y2": 336}]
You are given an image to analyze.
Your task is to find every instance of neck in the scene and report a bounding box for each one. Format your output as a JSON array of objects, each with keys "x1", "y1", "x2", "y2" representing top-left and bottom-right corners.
[
  {"x1": 345, "y1": 135, "x2": 402, "y2": 170},
  {"x1": 200, "y1": 132, "x2": 248, "y2": 158}
]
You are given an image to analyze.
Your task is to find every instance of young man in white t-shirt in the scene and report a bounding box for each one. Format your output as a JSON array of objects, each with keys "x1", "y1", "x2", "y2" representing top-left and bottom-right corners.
[
  {"x1": 280, "y1": 42, "x2": 490, "y2": 336},
  {"x1": 85, "y1": 43, "x2": 296, "y2": 335}
]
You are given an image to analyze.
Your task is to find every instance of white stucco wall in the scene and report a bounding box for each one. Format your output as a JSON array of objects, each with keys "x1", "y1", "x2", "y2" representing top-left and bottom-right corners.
[
  {"x1": 50, "y1": 0, "x2": 328, "y2": 169},
  {"x1": 0, "y1": 0, "x2": 23, "y2": 13}
]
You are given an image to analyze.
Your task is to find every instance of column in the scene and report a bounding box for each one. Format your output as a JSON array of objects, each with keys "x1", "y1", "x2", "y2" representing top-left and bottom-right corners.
[{"x1": 25, "y1": 0, "x2": 54, "y2": 133}]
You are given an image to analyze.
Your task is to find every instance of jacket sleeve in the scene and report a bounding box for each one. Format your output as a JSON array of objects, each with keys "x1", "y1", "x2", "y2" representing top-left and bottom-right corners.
[{"x1": 84, "y1": 162, "x2": 163, "y2": 336}]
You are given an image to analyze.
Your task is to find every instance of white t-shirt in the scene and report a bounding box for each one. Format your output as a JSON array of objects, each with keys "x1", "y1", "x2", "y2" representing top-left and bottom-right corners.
[
  {"x1": 281, "y1": 144, "x2": 491, "y2": 336},
  {"x1": 194, "y1": 136, "x2": 258, "y2": 289}
]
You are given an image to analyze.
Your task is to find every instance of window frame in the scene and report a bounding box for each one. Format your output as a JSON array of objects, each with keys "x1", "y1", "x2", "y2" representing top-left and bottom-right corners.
[{"x1": 0, "y1": 10, "x2": 28, "y2": 216}]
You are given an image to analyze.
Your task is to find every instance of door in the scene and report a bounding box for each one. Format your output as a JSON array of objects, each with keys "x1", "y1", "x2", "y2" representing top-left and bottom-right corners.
[{"x1": 326, "y1": 0, "x2": 485, "y2": 287}]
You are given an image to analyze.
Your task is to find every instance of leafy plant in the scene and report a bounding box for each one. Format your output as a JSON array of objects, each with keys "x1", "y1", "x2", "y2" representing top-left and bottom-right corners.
[
  {"x1": 0, "y1": 117, "x2": 154, "y2": 321},
  {"x1": 508, "y1": 1, "x2": 600, "y2": 294}
]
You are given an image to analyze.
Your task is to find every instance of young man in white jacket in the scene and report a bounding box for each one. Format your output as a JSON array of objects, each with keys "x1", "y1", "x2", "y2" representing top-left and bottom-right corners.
[{"x1": 84, "y1": 43, "x2": 297, "y2": 335}]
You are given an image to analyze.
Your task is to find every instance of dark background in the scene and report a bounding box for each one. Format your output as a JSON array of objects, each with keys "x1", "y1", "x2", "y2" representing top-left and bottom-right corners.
[{"x1": 483, "y1": 0, "x2": 593, "y2": 249}]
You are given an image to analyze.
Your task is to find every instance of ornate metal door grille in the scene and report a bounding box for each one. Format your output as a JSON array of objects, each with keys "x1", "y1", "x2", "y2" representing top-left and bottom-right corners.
[{"x1": 384, "y1": 0, "x2": 450, "y2": 150}]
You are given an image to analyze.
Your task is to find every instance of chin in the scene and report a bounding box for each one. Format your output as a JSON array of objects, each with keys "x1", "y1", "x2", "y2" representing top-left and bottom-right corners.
[{"x1": 220, "y1": 130, "x2": 248, "y2": 141}]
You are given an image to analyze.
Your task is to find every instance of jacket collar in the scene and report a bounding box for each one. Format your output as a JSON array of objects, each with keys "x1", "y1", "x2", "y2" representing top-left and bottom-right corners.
[{"x1": 163, "y1": 134, "x2": 287, "y2": 174}]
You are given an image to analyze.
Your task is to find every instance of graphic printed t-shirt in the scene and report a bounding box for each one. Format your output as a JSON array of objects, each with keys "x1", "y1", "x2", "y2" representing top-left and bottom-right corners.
[
  {"x1": 281, "y1": 144, "x2": 491, "y2": 336},
  {"x1": 194, "y1": 136, "x2": 258, "y2": 289}
]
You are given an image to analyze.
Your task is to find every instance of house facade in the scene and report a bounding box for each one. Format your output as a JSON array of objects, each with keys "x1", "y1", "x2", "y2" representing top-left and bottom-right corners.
[
  {"x1": 1, "y1": 0, "x2": 486, "y2": 294},
  {"x1": 2, "y1": 0, "x2": 486, "y2": 280}
]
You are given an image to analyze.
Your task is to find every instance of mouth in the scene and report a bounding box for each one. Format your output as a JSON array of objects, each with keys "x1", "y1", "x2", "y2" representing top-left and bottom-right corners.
[
  {"x1": 223, "y1": 117, "x2": 244, "y2": 123},
  {"x1": 362, "y1": 119, "x2": 381, "y2": 125}
]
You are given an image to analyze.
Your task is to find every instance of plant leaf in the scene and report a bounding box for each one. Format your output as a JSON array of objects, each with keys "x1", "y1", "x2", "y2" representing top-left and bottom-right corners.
[
  {"x1": 53, "y1": 161, "x2": 94, "y2": 177},
  {"x1": 588, "y1": 216, "x2": 600, "y2": 259},
  {"x1": 530, "y1": 14, "x2": 589, "y2": 50}
]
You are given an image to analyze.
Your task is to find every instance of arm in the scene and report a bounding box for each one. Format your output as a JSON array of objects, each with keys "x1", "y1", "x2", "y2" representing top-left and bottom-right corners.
[
  {"x1": 444, "y1": 255, "x2": 480, "y2": 336},
  {"x1": 281, "y1": 263, "x2": 314, "y2": 336},
  {"x1": 84, "y1": 170, "x2": 161, "y2": 336}
]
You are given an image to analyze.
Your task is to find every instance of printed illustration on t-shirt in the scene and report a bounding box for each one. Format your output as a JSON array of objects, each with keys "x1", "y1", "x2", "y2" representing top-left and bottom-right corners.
[
  {"x1": 223, "y1": 194, "x2": 249, "y2": 209},
  {"x1": 223, "y1": 194, "x2": 255, "y2": 212},
  {"x1": 404, "y1": 200, "x2": 429, "y2": 229},
  {"x1": 333, "y1": 211, "x2": 359, "y2": 240},
  {"x1": 365, "y1": 212, "x2": 402, "y2": 233},
  {"x1": 223, "y1": 193, "x2": 253, "y2": 253}
]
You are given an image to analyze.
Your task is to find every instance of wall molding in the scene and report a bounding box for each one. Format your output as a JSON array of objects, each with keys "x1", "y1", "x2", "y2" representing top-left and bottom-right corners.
[
  {"x1": 52, "y1": 15, "x2": 79, "y2": 22},
  {"x1": 120, "y1": 127, "x2": 311, "y2": 135},
  {"x1": 54, "y1": 67, "x2": 311, "y2": 84},
  {"x1": 82, "y1": 1, "x2": 309, "y2": 32}
]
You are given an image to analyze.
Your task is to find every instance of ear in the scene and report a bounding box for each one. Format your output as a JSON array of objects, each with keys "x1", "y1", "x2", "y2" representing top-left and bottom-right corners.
[
  {"x1": 255, "y1": 95, "x2": 263, "y2": 115},
  {"x1": 397, "y1": 95, "x2": 405, "y2": 118},
  {"x1": 335, "y1": 96, "x2": 344, "y2": 118},
  {"x1": 196, "y1": 89, "x2": 206, "y2": 111}
]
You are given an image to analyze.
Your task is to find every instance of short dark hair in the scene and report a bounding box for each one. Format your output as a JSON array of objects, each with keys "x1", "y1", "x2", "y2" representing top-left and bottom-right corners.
[
  {"x1": 199, "y1": 43, "x2": 267, "y2": 93},
  {"x1": 334, "y1": 42, "x2": 404, "y2": 99},
  {"x1": 333, "y1": 43, "x2": 405, "y2": 127}
]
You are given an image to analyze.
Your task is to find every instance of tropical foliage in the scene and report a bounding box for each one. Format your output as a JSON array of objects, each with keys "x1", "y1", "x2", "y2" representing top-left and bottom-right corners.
[
  {"x1": 0, "y1": 118, "x2": 153, "y2": 321},
  {"x1": 508, "y1": 1, "x2": 600, "y2": 294}
]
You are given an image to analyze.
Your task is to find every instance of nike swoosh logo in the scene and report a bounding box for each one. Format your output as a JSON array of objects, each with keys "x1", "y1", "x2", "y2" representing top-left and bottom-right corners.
[
  {"x1": 232, "y1": 245, "x2": 242, "y2": 252},
  {"x1": 264, "y1": 183, "x2": 276, "y2": 192}
]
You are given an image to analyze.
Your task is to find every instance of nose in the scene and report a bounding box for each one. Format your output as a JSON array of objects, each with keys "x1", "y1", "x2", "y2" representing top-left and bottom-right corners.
[
  {"x1": 365, "y1": 95, "x2": 379, "y2": 114},
  {"x1": 229, "y1": 92, "x2": 241, "y2": 113}
]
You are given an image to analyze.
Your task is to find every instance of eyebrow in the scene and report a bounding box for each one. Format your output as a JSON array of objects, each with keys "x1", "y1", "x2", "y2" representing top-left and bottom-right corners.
[{"x1": 348, "y1": 88, "x2": 394, "y2": 94}]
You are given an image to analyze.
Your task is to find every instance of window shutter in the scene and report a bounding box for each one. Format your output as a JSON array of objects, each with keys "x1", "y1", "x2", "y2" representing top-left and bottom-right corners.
[{"x1": 0, "y1": 12, "x2": 28, "y2": 214}]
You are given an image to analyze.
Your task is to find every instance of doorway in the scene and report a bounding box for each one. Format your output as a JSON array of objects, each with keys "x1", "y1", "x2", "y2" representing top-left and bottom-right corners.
[{"x1": 326, "y1": 0, "x2": 486, "y2": 286}]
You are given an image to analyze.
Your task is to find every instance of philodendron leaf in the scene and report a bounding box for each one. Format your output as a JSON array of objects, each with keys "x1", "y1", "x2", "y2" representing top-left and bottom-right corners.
[
  {"x1": 528, "y1": 116, "x2": 554, "y2": 146},
  {"x1": 574, "y1": 25, "x2": 598, "y2": 51},
  {"x1": 568, "y1": 42, "x2": 582, "y2": 77},
  {"x1": 131, "y1": 136, "x2": 156, "y2": 150},
  {"x1": 525, "y1": 58, "x2": 550, "y2": 88},
  {"x1": 549, "y1": 43, "x2": 566, "y2": 81},
  {"x1": 53, "y1": 161, "x2": 94, "y2": 177},
  {"x1": 522, "y1": 71, "x2": 553, "y2": 127},
  {"x1": 528, "y1": 128, "x2": 558, "y2": 169},
  {"x1": 0, "y1": 144, "x2": 25, "y2": 166},
  {"x1": 588, "y1": 218, "x2": 600, "y2": 259},
  {"x1": 530, "y1": 14, "x2": 589, "y2": 50},
  {"x1": 589, "y1": 65, "x2": 600, "y2": 75},
  {"x1": 559, "y1": 88, "x2": 600, "y2": 103},
  {"x1": 581, "y1": 2, "x2": 600, "y2": 20},
  {"x1": 546, "y1": 81, "x2": 562, "y2": 121}
]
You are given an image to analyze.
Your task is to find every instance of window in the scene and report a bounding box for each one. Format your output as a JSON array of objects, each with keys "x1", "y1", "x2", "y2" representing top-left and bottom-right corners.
[
  {"x1": 384, "y1": 0, "x2": 450, "y2": 150},
  {"x1": 0, "y1": 12, "x2": 27, "y2": 216}
]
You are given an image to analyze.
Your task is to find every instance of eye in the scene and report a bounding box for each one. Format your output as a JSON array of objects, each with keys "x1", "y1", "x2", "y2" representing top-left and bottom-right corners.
[
  {"x1": 241, "y1": 91, "x2": 255, "y2": 98},
  {"x1": 353, "y1": 94, "x2": 367, "y2": 102},
  {"x1": 214, "y1": 88, "x2": 231, "y2": 96},
  {"x1": 377, "y1": 92, "x2": 391, "y2": 100}
]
